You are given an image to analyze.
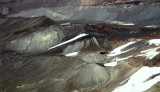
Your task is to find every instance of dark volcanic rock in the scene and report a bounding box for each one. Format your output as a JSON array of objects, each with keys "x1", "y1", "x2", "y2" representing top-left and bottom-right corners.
[
  {"x1": 0, "y1": 16, "x2": 56, "y2": 45},
  {"x1": 1, "y1": 0, "x2": 159, "y2": 25},
  {"x1": 0, "y1": 16, "x2": 160, "y2": 92},
  {"x1": 0, "y1": 54, "x2": 85, "y2": 92},
  {"x1": 1, "y1": 0, "x2": 160, "y2": 92}
]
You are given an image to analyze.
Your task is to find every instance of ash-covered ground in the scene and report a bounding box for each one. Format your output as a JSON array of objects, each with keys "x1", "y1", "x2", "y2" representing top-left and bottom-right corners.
[{"x1": 1, "y1": 0, "x2": 160, "y2": 92}]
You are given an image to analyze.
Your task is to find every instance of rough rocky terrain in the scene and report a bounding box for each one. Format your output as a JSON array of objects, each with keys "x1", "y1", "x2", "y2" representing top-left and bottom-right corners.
[{"x1": 1, "y1": 0, "x2": 160, "y2": 92}]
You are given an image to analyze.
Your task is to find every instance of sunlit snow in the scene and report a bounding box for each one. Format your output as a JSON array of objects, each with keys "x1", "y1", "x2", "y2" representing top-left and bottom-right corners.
[
  {"x1": 104, "y1": 62, "x2": 117, "y2": 67},
  {"x1": 148, "y1": 39, "x2": 160, "y2": 46},
  {"x1": 65, "y1": 51, "x2": 80, "y2": 56},
  {"x1": 112, "y1": 66, "x2": 160, "y2": 92},
  {"x1": 48, "y1": 33, "x2": 88, "y2": 50},
  {"x1": 138, "y1": 47, "x2": 160, "y2": 59},
  {"x1": 108, "y1": 41, "x2": 136, "y2": 56}
]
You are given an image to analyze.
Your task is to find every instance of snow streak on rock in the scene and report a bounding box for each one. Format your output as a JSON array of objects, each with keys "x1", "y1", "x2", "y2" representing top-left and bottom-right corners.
[
  {"x1": 104, "y1": 62, "x2": 117, "y2": 67},
  {"x1": 139, "y1": 47, "x2": 160, "y2": 59},
  {"x1": 108, "y1": 41, "x2": 136, "y2": 57},
  {"x1": 65, "y1": 51, "x2": 80, "y2": 56},
  {"x1": 48, "y1": 33, "x2": 88, "y2": 50}
]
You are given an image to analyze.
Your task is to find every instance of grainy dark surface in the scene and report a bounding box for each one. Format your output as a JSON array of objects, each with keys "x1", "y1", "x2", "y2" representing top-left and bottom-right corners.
[{"x1": 1, "y1": 0, "x2": 160, "y2": 92}]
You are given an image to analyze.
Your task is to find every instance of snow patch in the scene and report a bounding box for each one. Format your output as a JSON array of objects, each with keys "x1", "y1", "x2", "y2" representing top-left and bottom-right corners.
[
  {"x1": 60, "y1": 22, "x2": 70, "y2": 25},
  {"x1": 113, "y1": 56, "x2": 132, "y2": 61},
  {"x1": 148, "y1": 39, "x2": 160, "y2": 46},
  {"x1": 121, "y1": 23, "x2": 134, "y2": 26},
  {"x1": 48, "y1": 33, "x2": 88, "y2": 50},
  {"x1": 65, "y1": 51, "x2": 80, "y2": 56},
  {"x1": 112, "y1": 66, "x2": 160, "y2": 92},
  {"x1": 138, "y1": 47, "x2": 160, "y2": 59},
  {"x1": 145, "y1": 25, "x2": 158, "y2": 28},
  {"x1": 104, "y1": 62, "x2": 117, "y2": 67},
  {"x1": 108, "y1": 41, "x2": 136, "y2": 57},
  {"x1": 109, "y1": 21, "x2": 134, "y2": 25}
]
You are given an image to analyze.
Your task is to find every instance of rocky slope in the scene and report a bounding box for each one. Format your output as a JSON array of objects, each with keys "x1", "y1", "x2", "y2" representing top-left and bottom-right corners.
[
  {"x1": 1, "y1": 0, "x2": 160, "y2": 92},
  {"x1": 0, "y1": 16, "x2": 160, "y2": 92}
]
